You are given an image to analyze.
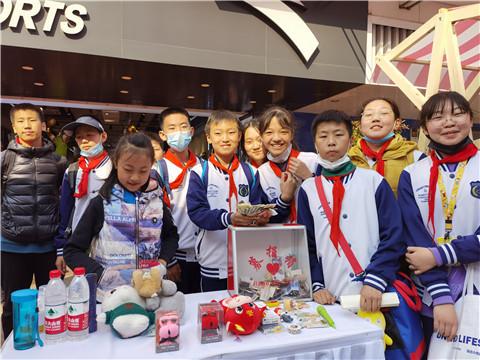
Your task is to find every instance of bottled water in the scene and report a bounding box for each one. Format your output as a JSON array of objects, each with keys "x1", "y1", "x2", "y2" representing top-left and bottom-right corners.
[
  {"x1": 44, "y1": 270, "x2": 67, "y2": 343},
  {"x1": 37, "y1": 285, "x2": 46, "y2": 334},
  {"x1": 67, "y1": 267, "x2": 89, "y2": 340}
]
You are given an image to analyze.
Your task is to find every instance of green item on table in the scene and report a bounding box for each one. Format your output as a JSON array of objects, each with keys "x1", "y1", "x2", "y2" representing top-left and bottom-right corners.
[{"x1": 316, "y1": 305, "x2": 336, "y2": 329}]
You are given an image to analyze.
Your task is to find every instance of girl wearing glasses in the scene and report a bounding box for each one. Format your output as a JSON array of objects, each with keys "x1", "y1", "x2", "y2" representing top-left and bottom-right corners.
[
  {"x1": 397, "y1": 91, "x2": 479, "y2": 352},
  {"x1": 349, "y1": 98, "x2": 422, "y2": 195}
]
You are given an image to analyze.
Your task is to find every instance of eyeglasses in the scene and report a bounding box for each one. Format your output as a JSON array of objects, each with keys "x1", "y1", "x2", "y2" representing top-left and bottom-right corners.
[
  {"x1": 361, "y1": 110, "x2": 394, "y2": 120},
  {"x1": 428, "y1": 111, "x2": 468, "y2": 124}
]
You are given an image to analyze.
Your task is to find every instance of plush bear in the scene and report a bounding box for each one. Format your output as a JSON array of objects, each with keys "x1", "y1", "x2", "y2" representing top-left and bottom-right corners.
[
  {"x1": 97, "y1": 285, "x2": 155, "y2": 339},
  {"x1": 131, "y1": 266, "x2": 186, "y2": 321}
]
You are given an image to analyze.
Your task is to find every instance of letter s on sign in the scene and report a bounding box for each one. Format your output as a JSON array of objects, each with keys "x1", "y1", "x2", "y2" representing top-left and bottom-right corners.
[{"x1": 60, "y1": 3, "x2": 86, "y2": 35}]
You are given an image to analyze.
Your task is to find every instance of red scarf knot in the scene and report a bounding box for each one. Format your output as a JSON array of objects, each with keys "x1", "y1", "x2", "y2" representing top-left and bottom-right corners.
[
  {"x1": 360, "y1": 138, "x2": 393, "y2": 176},
  {"x1": 427, "y1": 143, "x2": 477, "y2": 237}
]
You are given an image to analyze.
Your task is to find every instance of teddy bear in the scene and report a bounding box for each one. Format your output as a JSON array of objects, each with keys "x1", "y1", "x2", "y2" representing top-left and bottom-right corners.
[
  {"x1": 131, "y1": 265, "x2": 186, "y2": 321},
  {"x1": 97, "y1": 285, "x2": 155, "y2": 339}
]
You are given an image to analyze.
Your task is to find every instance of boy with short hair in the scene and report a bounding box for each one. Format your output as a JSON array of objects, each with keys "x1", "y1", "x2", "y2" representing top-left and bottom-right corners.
[
  {"x1": 55, "y1": 116, "x2": 111, "y2": 273},
  {"x1": 156, "y1": 107, "x2": 202, "y2": 293},
  {"x1": 297, "y1": 110, "x2": 404, "y2": 311},
  {"x1": 1, "y1": 103, "x2": 66, "y2": 336}
]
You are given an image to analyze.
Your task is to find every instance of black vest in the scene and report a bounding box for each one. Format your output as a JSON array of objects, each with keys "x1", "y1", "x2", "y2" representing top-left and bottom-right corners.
[{"x1": 1, "y1": 139, "x2": 66, "y2": 244}]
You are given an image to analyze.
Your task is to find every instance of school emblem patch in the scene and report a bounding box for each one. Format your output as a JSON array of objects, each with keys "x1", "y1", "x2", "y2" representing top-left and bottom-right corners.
[
  {"x1": 470, "y1": 181, "x2": 480, "y2": 199},
  {"x1": 238, "y1": 184, "x2": 249, "y2": 197}
]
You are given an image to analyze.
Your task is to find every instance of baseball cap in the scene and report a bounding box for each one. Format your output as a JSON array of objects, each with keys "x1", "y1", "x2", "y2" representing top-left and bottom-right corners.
[{"x1": 61, "y1": 116, "x2": 105, "y2": 134}]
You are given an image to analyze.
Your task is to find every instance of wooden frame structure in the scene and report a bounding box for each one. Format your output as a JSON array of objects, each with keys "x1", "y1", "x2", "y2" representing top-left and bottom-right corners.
[{"x1": 375, "y1": 4, "x2": 480, "y2": 150}]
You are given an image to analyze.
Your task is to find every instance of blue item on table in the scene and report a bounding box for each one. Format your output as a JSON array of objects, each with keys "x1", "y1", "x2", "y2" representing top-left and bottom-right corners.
[{"x1": 11, "y1": 289, "x2": 43, "y2": 350}]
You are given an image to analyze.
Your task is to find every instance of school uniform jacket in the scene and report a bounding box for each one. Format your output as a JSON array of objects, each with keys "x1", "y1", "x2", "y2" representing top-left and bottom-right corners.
[
  {"x1": 397, "y1": 151, "x2": 480, "y2": 305},
  {"x1": 258, "y1": 151, "x2": 319, "y2": 222},
  {"x1": 297, "y1": 168, "x2": 404, "y2": 298},
  {"x1": 55, "y1": 156, "x2": 112, "y2": 256},
  {"x1": 160, "y1": 155, "x2": 202, "y2": 262},
  {"x1": 187, "y1": 160, "x2": 290, "y2": 280}
]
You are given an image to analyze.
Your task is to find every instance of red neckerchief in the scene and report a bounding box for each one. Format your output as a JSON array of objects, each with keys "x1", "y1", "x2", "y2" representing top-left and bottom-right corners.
[
  {"x1": 164, "y1": 150, "x2": 197, "y2": 190},
  {"x1": 359, "y1": 138, "x2": 393, "y2": 176},
  {"x1": 427, "y1": 143, "x2": 478, "y2": 236},
  {"x1": 209, "y1": 154, "x2": 240, "y2": 211},
  {"x1": 74, "y1": 150, "x2": 109, "y2": 198},
  {"x1": 325, "y1": 176, "x2": 344, "y2": 254},
  {"x1": 250, "y1": 159, "x2": 262, "y2": 169},
  {"x1": 269, "y1": 149, "x2": 300, "y2": 222}
]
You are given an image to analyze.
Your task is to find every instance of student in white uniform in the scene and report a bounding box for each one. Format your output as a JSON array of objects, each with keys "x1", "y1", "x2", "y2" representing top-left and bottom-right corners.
[
  {"x1": 187, "y1": 110, "x2": 295, "y2": 292},
  {"x1": 257, "y1": 106, "x2": 319, "y2": 223},
  {"x1": 397, "y1": 91, "x2": 479, "y2": 348},
  {"x1": 241, "y1": 119, "x2": 266, "y2": 169},
  {"x1": 55, "y1": 116, "x2": 111, "y2": 274},
  {"x1": 155, "y1": 107, "x2": 202, "y2": 294},
  {"x1": 297, "y1": 110, "x2": 404, "y2": 311}
]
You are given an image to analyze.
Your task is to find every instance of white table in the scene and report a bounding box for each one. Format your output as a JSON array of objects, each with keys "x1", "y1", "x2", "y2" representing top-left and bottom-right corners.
[{"x1": 2, "y1": 291, "x2": 384, "y2": 359}]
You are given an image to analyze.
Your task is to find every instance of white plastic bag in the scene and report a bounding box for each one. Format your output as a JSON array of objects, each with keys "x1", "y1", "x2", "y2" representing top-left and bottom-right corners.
[{"x1": 428, "y1": 262, "x2": 480, "y2": 359}]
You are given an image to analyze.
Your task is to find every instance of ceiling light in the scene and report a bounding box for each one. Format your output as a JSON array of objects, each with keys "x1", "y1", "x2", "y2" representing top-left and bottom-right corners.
[
  {"x1": 186, "y1": 95, "x2": 195, "y2": 99},
  {"x1": 120, "y1": 90, "x2": 129, "y2": 94},
  {"x1": 267, "y1": 89, "x2": 276, "y2": 94},
  {"x1": 33, "y1": 82, "x2": 44, "y2": 86},
  {"x1": 200, "y1": 83, "x2": 210, "y2": 88},
  {"x1": 249, "y1": 100, "x2": 257, "y2": 104},
  {"x1": 22, "y1": 66, "x2": 34, "y2": 71},
  {"x1": 121, "y1": 75, "x2": 132, "y2": 80}
]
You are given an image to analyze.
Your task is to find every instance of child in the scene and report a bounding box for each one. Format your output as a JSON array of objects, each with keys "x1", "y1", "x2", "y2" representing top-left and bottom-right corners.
[
  {"x1": 1, "y1": 103, "x2": 66, "y2": 336},
  {"x1": 55, "y1": 116, "x2": 111, "y2": 274},
  {"x1": 145, "y1": 131, "x2": 164, "y2": 162},
  {"x1": 64, "y1": 133, "x2": 179, "y2": 301},
  {"x1": 297, "y1": 110, "x2": 404, "y2": 311},
  {"x1": 257, "y1": 106, "x2": 319, "y2": 223},
  {"x1": 187, "y1": 110, "x2": 295, "y2": 292},
  {"x1": 156, "y1": 107, "x2": 202, "y2": 294},
  {"x1": 241, "y1": 119, "x2": 266, "y2": 168},
  {"x1": 349, "y1": 98, "x2": 421, "y2": 196},
  {"x1": 397, "y1": 91, "x2": 479, "y2": 344}
]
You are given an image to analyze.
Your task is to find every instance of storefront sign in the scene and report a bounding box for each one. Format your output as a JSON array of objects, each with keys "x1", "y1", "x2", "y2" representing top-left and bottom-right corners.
[{"x1": 0, "y1": 0, "x2": 87, "y2": 35}]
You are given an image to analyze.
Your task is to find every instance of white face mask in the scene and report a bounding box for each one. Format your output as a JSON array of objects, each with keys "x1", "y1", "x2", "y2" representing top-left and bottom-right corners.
[
  {"x1": 267, "y1": 144, "x2": 292, "y2": 163},
  {"x1": 316, "y1": 153, "x2": 351, "y2": 171}
]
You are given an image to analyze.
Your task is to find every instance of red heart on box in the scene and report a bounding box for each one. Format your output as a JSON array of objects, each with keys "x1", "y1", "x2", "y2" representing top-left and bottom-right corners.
[{"x1": 266, "y1": 263, "x2": 280, "y2": 276}]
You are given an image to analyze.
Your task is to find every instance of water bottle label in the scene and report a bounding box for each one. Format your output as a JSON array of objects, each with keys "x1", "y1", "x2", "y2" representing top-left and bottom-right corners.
[
  {"x1": 45, "y1": 303, "x2": 67, "y2": 335},
  {"x1": 67, "y1": 301, "x2": 89, "y2": 332}
]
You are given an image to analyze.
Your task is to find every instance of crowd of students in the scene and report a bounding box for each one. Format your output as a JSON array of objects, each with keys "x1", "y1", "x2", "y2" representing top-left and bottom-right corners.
[{"x1": 1, "y1": 91, "x2": 478, "y2": 357}]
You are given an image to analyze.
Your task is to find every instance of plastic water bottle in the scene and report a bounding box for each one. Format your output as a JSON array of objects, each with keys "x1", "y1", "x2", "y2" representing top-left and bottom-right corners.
[
  {"x1": 67, "y1": 267, "x2": 90, "y2": 340},
  {"x1": 37, "y1": 285, "x2": 46, "y2": 334},
  {"x1": 44, "y1": 270, "x2": 67, "y2": 343}
]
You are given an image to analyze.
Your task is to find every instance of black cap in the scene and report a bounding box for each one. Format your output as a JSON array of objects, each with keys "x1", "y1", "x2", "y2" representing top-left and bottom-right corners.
[{"x1": 61, "y1": 116, "x2": 105, "y2": 134}]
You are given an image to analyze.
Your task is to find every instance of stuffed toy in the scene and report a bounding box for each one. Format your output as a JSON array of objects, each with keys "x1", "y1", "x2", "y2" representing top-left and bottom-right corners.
[
  {"x1": 131, "y1": 266, "x2": 186, "y2": 321},
  {"x1": 220, "y1": 295, "x2": 266, "y2": 336},
  {"x1": 357, "y1": 310, "x2": 393, "y2": 350},
  {"x1": 97, "y1": 285, "x2": 155, "y2": 339}
]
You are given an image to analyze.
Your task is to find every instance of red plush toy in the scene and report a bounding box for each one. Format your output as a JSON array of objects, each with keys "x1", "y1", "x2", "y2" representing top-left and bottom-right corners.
[{"x1": 220, "y1": 295, "x2": 266, "y2": 336}]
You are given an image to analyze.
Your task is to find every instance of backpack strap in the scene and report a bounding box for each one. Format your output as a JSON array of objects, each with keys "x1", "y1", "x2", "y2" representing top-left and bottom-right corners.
[
  {"x1": 314, "y1": 176, "x2": 365, "y2": 277},
  {"x1": 201, "y1": 159, "x2": 209, "y2": 184},
  {"x1": 157, "y1": 159, "x2": 171, "y2": 197},
  {"x1": 67, "y1": 162, "x2": 79, "y2": 193},
  {"x1": 392, "y1": 272, "x2": 422, "y2": 312},
  {"x1": 241, "y1": 162, "x2": 256, "y2": 190}
]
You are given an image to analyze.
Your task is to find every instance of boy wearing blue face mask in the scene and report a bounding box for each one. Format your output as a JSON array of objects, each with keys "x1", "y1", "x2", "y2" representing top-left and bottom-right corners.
[
  {"x1": 157, "y1": 107, "x2": 203, "y2": 294},
  {"x1": 55, "y1": 116, "x2": 111, "y2": 274}
]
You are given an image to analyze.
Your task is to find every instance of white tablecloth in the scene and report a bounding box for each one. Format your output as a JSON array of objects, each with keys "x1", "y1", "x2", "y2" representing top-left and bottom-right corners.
[{"x1": 2, "y1": 291, "x2": 384, "y2": 359}]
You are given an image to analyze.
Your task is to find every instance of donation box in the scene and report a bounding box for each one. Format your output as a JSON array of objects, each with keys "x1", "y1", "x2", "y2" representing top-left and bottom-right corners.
[{"x1": 227, "y1": 224, "x2": 312, "y2": 301}]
